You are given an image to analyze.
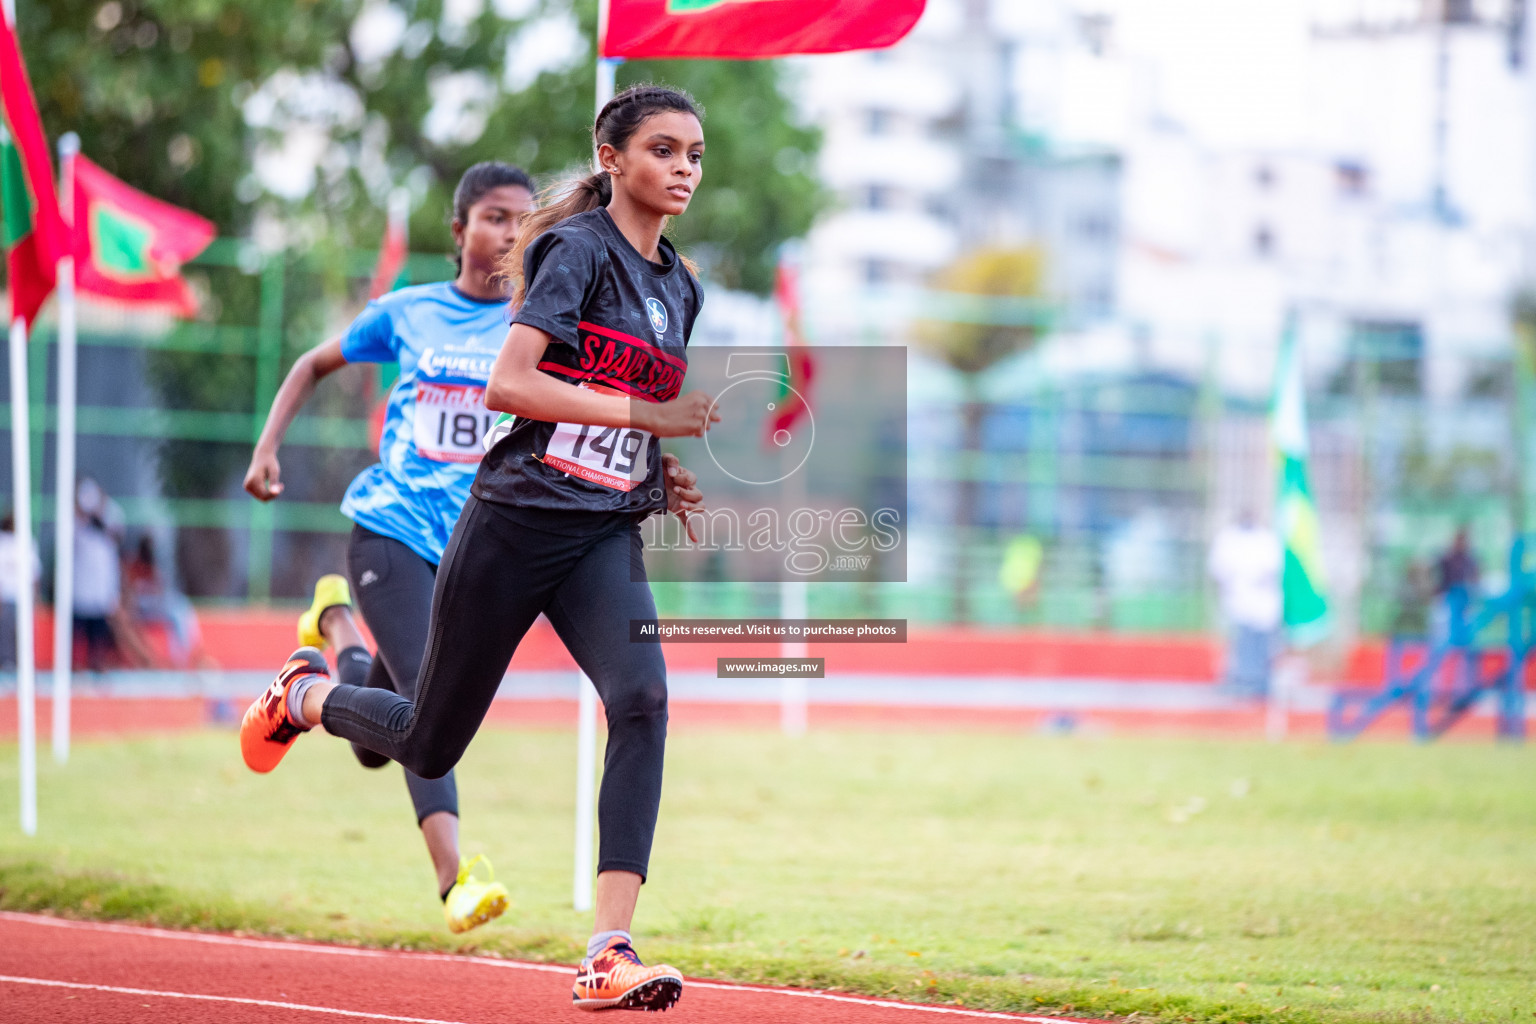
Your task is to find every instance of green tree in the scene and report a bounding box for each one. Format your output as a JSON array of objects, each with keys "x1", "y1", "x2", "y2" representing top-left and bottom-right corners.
[
  {"x1": 19, "y1": 0, "x2": 822, "y2": 285},
  {"x1": 914, "y1": 247, "x2": 1047, "y2": 374},
  {"x1": 14, "y1": 0, "x2": 822, "y2": 593},
  {"x1": 914, "y1": 247, "x2": 1049, "y2": 623}
]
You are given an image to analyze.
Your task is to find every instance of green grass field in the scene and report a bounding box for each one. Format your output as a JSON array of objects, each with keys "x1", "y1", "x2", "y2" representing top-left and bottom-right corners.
[{"x1": 0, "y1": 726, "x2": 1532, "y2": 1023}]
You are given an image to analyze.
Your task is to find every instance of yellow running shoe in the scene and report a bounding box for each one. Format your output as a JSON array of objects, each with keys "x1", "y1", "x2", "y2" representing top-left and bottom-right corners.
[
  {"x1": 297, "y1": 574, "x2": 352, "y2": 650},
  {"x1": 444, "y1": 854, "x2": 510, "y2": 935},
  {"x1": 572, "y1": 935, "x2": 683, "y2": 1012}
]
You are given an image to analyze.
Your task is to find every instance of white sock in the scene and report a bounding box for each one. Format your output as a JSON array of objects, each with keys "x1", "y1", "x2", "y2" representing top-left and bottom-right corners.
[
  {"x1": 287, "y1": 674, "x2": 321, "y2": 730},
  {"x1": 587, "y1": 929, "x2": 631, "y2": 959}
]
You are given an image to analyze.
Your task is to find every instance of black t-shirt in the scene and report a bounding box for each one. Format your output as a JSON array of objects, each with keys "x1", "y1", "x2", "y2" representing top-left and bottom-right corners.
[{"x1": 472, "y1": 207, "x2": 703, "y2": 516}]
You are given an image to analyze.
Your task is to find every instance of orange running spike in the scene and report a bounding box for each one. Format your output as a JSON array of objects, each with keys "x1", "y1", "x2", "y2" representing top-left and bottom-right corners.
[
  {"x1": 572, "y1": 936, "x2": 682, "y2": 1012},
  {"x1": 240, "y1": 647, "x2": 328, "y2": 773}
]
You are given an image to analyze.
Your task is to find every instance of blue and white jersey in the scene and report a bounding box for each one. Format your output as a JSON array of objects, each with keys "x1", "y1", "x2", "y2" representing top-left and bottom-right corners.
[{"x1": 339, "y1": 281, "x2": 508, "y2": 565}]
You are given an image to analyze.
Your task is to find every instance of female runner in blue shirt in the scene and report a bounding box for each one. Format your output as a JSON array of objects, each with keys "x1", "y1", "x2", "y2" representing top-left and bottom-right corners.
[
  {"x1": 241, "y1": 85, "x2": 716, "y2": 1013},
  {"x1": 242, "y1": 162, "x2": 534, "y2": 934}
]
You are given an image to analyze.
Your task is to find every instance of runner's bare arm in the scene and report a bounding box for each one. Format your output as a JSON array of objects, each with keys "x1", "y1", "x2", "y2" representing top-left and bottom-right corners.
[
  {"x1": 486, "y1": 324, "x2": 720, "y2": 438},
  {"x1": 661, "y1": 453, "x2": 705, "y2": 543},
  {"x1": 244, "y1": 337, "x2": 350, "y2": 501}
]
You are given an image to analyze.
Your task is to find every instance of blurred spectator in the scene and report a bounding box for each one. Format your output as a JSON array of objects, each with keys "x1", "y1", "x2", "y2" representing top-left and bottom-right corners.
[
  {"x1": 1389, "y1": 559, "x2": 1433, "y2": 639},
  {"x1": 1432, "y1": 526, "x2": 1480, "y2": 642},
  {"x1": 72, "y1": 478, "x2": 137, "y2": 671},
  {"x1": 1105, "y1": 509, "x2": 1178, "y2": 596},
  {"x1": 0, "y1": 511, "x2": 41, "y2": 670},
  {"x1": 999, "y1": 533, "x2": 1043, "y2": 611},
  {"x1": 1207, "y1": 510, "x2": 1282, "y2": 700},
  {"x1": 124, "y1": 535, "x2": 205, "y2": 668}
]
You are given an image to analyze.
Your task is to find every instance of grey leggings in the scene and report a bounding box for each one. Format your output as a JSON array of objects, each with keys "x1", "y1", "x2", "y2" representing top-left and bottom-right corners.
[
  {"x1": 338, "y1": 524, "x2": 458, "y2": 824},
  {"x1": 322, "y1": 497, "x2": 668, "y2": 880}
]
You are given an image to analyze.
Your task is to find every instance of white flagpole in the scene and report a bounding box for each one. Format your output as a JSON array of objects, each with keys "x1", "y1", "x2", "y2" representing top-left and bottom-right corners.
[
  {"x1": 388, "y1": 185, "x2": 409, "y2": 283},
  {"x1": 51, "y1": 132, "x2": 78, "y2": 764},
  {"x1": 573, "y1": 21, "x2": 618, "y2": 915},
  {"x1": 10, "y1": 311, "x2": 35, "y2": 836},
  {"x1": 573, "y1": 669, "x2": 597, "y2": 913},
  {"x1": 779, "y1": 404, "x2": 808, "y2": 734},
  {"x1": 0, "y1": 60, "x2": 36, "y2": 828},
  {"x1": 780, "y1": 580, "x2": 807, "y2": 736},
  {"x1": 374, "y1": 185, "x2": 409, "y2": 298},
  {"x1": 778, "y1": 268, "x2": 809, "y2": 736},
  {"x1": 388, "y1": 186, "x2": 409, "y2": 240}
]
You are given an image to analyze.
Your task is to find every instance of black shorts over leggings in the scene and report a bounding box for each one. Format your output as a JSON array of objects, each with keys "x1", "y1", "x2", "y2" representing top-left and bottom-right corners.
[{"x1": 322, "y1": 497, "x2": 668, "y2": 880}]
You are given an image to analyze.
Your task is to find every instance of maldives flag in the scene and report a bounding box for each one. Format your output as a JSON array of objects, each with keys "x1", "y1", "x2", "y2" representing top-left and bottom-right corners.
[
  {"x1": 766, "y1": 257, "x2": 813, "y2": 442},
  {"x1": 0, "y1": 16, "x2": 66, "y2": 329},
  {"x1": 73, "y1": 156, "x2": 214, "y2": 317},
  {"x1": 367, "y1": 197, "x2": 410, "y2": 451},
  {"x1": 603, "y1": 0, "x2": 926, "y2": 60},
  {"x1": 368, "y1": 218, "x2": 407, "y2": 300},
  {"x1": 368, "y1": 198, "x2": 408, "y2": 299}
]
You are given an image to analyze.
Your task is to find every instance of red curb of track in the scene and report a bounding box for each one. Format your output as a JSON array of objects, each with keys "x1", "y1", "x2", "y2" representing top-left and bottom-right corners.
[
  {"x1": 7, "y1": 694, "x2": 1522, "y2": 742},
  {"x1": 0, "y1": 912, "x2": 1095, "y2": 1023},
  {"x1": 21, "y1": 605, "x2": 1536, "y2": 688}
]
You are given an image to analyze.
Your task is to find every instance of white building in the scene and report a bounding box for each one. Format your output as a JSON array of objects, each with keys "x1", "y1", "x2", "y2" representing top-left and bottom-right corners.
[
  {"x1": 789, "y1": 0, "x2": 1536, "y2": 403},
  {"x1": 792, "y1": 0, "x2": 1121, "y2": 341},
  {"x1": 1113, "y1": 8, "x2": 1534, "y2": 399}
]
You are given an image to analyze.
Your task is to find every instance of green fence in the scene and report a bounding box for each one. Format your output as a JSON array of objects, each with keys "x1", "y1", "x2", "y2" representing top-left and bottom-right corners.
[
  {"x1": 0, "y1": 241, "x2": 1527, "y2": 636},
  {"x1": 0, "y1": 238, "x2": 452, "y2": 602}
]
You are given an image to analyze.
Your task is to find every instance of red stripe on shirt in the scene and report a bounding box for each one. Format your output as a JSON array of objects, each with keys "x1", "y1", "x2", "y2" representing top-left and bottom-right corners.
[
  {"x1": 536, "y1": 360, "x2": 662, "y2": 402},
  {"x1": 578, "y1": 320, "x2": 686, "y2": 371}
]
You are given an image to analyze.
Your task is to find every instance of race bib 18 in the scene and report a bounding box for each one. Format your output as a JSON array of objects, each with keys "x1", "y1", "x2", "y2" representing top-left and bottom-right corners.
[
  {"x1": 414, "y1": 383, "x2": 495, "y2": 463},
  {"x1": 539, "y1": 383, "x2": 652, "y2": 491}
]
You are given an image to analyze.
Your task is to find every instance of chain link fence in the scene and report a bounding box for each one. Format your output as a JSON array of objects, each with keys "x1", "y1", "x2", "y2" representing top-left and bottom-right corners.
[{"x1": 0, "y1": 243, "x2": 1525, "y2": 638}]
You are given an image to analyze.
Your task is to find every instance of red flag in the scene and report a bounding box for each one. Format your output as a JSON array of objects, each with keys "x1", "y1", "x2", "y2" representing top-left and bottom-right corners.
[
  {"x1": 603, "y1": 0, "x2": 926, "y2": 60},
  {"x1": 0, "y1": 16, "x2": 66, "y2": 328},
  {"x1": 72, "y1": 156, "x2": 214, "y2": 317},
  {"x1": 367, "y1": 193, "x2": 410, "y2": 451},
  {"x1": 368, "y1": 204, "x2": 408, "y2": 300},
  {"x1": 766, "y1": 257, "x2": 813, "y2": 443}
]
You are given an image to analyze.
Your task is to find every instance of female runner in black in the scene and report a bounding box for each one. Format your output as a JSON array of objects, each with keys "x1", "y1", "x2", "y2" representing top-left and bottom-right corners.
[{"x1": 241, "y1": 84, "x2": 717, "y2": 1013}]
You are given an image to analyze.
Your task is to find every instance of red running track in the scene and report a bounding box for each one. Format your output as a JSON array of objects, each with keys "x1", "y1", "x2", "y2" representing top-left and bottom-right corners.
[{"x1": 0, "y1": 912, "x2": 1088, "y2": 1024}]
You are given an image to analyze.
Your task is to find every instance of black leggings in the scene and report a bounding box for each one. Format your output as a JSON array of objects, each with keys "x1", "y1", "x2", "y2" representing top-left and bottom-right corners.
[
  {"x1": 336, "y1": 525, "x2": 458, "y2": 825},
  {"x1": 322, "y1": 496, "x2": 668, "y2": 880}
]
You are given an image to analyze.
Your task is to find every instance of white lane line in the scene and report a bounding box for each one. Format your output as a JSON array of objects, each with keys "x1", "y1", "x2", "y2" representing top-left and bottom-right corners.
[
  {"x1": 0, "y1": 975, "x2": 475, "y2": 1024},
  {"x1": 685, "y1": 981, "x2": 1072, "y2": 1022},
  {"x1": 0, "y1": 911, "x2": 568, "y2": 974},
  {"x1": 0, "y1": 912, "x2": 1079, "y2": 1021}
]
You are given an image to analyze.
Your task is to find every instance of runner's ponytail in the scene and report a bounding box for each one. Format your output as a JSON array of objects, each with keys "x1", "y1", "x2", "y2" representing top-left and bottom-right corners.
[{"x1": 504, "y1": 83, "x2": 702, "y2": 305}]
